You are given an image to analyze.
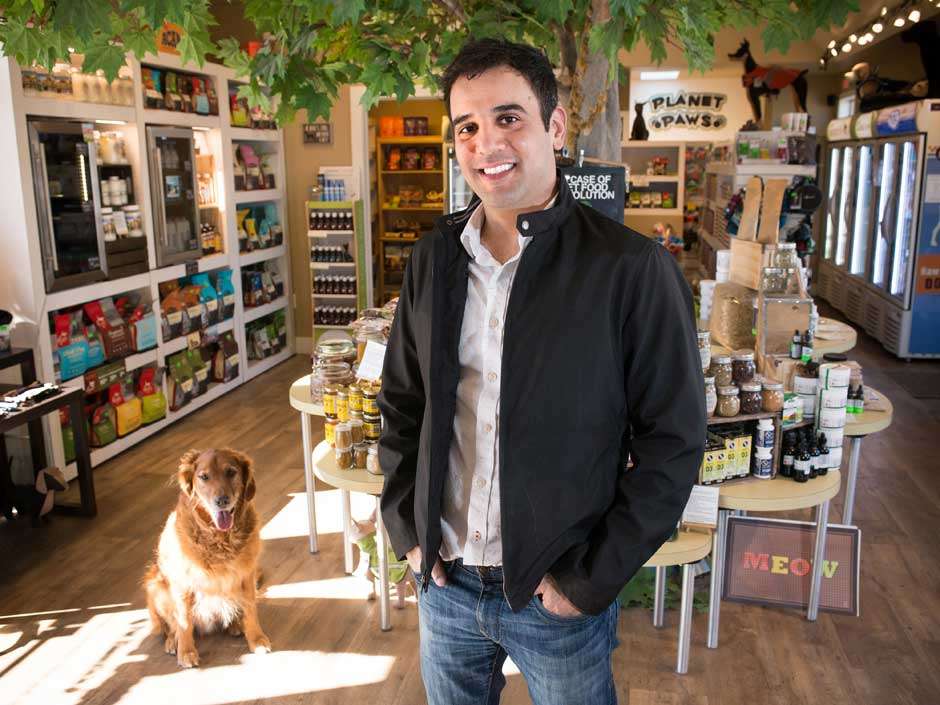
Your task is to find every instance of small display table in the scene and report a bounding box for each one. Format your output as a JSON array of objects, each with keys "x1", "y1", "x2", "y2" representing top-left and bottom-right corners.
[
  {"x1": 842, "y1": 386, "x2": 893, "y2": 525},
  {"x1": 312, "y1": 440, "x2": 393, "y2": 631},
  {"x1": 288, "y1": 375, "x2": 325, "y2": 555},
  {"x1": 812, "y1": 317, "x2": 857, "y2": 357},
  {"x1": 644, "y1": 530, "x2": 712, "y2": 674},
  {"x1": 707, "y1": 469, "x2": 841, "y2": 649}
]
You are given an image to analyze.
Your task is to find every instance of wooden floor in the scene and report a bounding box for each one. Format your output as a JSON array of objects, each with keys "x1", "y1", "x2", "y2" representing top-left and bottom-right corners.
[{"x1": 2, "y1": 312, "x2": 939, "y2": 705}]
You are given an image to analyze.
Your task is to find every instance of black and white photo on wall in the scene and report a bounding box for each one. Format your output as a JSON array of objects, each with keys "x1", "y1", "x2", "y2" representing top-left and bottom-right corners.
[{"x1": 304, "y1": 122, "x2": 333, "y2": 144}]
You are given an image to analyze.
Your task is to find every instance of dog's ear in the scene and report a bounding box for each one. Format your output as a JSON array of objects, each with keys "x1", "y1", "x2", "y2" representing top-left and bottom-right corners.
[
  {"x1": 228, "y1": 450, "x2": 256, "y2": 502},
  {"x1": 177, "y1": 449, "x2": 201, "y2": 497}
]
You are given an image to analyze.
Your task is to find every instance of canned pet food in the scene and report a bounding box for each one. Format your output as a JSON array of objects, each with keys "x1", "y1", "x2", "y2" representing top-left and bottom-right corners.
[
  {"x1": 324, "y1": 415, "x2": 337, "y2": 447},
  {"x1": 363, "y1": 413, "x2": 382, "y2": 441}
]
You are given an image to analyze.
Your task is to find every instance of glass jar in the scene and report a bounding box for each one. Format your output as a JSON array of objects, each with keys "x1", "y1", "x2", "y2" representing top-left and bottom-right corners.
[
  {"x1": 710, "y1": 355, "x2": 733, "y2": 388},
  {"x1": 355, "y1": 320, "x2": 386, "y2": 362},
  {"x1": 335, "y1": 422, "x2": 352, "y2": 451},
  {"x1": 348, "y1": 418, "x2": 364, "y2": 445},
  {"x1": 697, "y1": 331, "x2": 711, "y2": 373},
  {"x1": 324, "y1": 416, "x2": 338, "y2": 447},
  {"x1": 336, "y1": 389, "x2": 349, "y2": 421},
  {"x1": 315, "y1": 336, "x2": 357, "y2": 368},
  {"x1": 348, "y1": 383, "x2": 363, "y2": 413},
  {"x1": 740, "y1": 382, "x2": 763, "y2": 414},
  {"x1": 760, "y1": 267, "x2": 788, "y2": 294},
  {"x1": 704, "y1": 376, "x2": 717, "y2": 417},
  {"x1": 123, "y1": 205, "x2": 143, "y2": 237},
  {"x1": 366, "y1": 444, "x2": 382, "y2": 475},
  {"x1": 363, "y1": 413, "x2": 382, "y2": 441},
  {"x1": 362, "y1": 384, "x2": 380, "y2": 416},
  {"x1": 353, "y1": 442, "x2": 369, "y2": 469},
  {"x1": 100, "y1": 208, "x2": 116, "y2": 242},
  {"x1": 774, "y1": 242, "x2": 799, "y2": 270},
  {"x1": 761, "y1": 381, "x2": 785, "y2": 412},
  {"x1": 716, "y1": 386, "x2": 740, "y2": 417},
  {"x1": 731, "y1": 351, "x2": 756, "y2": 386},
  {"x1": 335, "y1": 446, "x2": 353, "y2": 470},
  {"x1": 310, "y1": 361, "x2": 351, "y2": 404}
]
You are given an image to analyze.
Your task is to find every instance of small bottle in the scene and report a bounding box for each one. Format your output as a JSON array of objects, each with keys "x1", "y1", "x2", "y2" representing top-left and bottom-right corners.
[
  {"x1": 790, "y1": 330, "x2": 802, "y2": 360},
  {"x1": 793, "y1": 445, "x2": 810, "y2": 483},
  {"x1": 809, "y1": 442, "x2": 820, "y2": 479},
  {"x1": 781, "y1": 435, "x2": 794, "y2": 478},
  {"x1": 817, "y1": 434, "x2": 829, "y2": 476},
  {"x1": 855, "y1": 385, "x2": 865, "y2": 414},
  {"x1": 801, "y1": 330, "x2": 814, "y2": 363},
  {"x1": 845, "y1": 385, "x2": 857, "y2": 414}
]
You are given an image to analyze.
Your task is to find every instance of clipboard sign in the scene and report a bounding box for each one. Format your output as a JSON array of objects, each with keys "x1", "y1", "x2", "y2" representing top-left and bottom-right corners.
[
  {"x1": 357, "y1": 340, "x2": 387, "y2": 381},
  {"x1": 681, "y1": 484, "x2": 720, "y2": 533}
]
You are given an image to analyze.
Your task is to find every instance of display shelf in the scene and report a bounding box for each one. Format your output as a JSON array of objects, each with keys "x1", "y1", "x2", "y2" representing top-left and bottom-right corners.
[
  {"x1": 239, "y1": 244, "x2": 286, "y2": 267},
  {"x1": 782, "y1": 419, "x2": 814, "y2": 431},
  {"x1": 630, "y1": 174, "x2": 681, "y2": 184},
  {"x1": 167, "y1": 376, "x2": 243, "y2": 422},
  {"x1": 377, "y1": 135, "x2": 443, "y2": 145},
  {"x1": 314, "y1": 324, "x2": 353, "y2": 330},
  {"x1": 60, "y1": 348, "x2": 159, "y2": 390},
  {"x1": 142, "y1": 109, "x2": 220, "y2": 129},
  {"x1": 160, "y1": 317, "x2": 235, "y2": 356},
  {"x1": 245, "y1": 347, "x2": 294, "y2": 381},
  {"x1": 313, "y1": 293, "x2": 358, "y2": 300},
  {"x1": 707, "y1": 410, "x2": 779, "y2": 426},
  {"x1": 154, "y1": 253, "x2": 231, "y2": 284},
  {"x1": 199, "y1": 202, "x2": 220, "y2": 210},
  {"x1": 381, "y1": 169, "x2": 443, "y2": 174},
  {"x1": 380, "y1": 237, "x2": 420, "y2": 243},
  {"x1": 229, "y1": 126, "x2": 281, "y2": 142},
  {"x1": 308, "y1": 229, "x2": 355, "y2": 238},
  {"x1": 706, "y1": 162, "x2": 817, "y2": 177},
  {"x1": 234, "y1": 188, "x2": 282, "y2": 205},
  {"x1": 381, "y1": 206, "x2": 444, "y2": 212},
  {"x1": 243, "y1": 297, "x2": 288, "y2": 324},
  {"x1": 310, "y1": 262, "x2": 356, "y2": 270},
  {"x1": 624, "y1": 208, "x2": 682, "y2": 216},
  {"x1": 46, "y1": 271, "x2": 152, "y2": 312},
  {"x1": 21, "y1": 97, "x2": 137, "y2": 124}
]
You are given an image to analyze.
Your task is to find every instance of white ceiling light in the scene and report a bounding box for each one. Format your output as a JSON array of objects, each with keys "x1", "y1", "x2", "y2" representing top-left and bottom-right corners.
[
  {"x1": 908, "y1": 9, "x2": 921, "y2": 21},
  {"x1": 894, "y1": 16, "x2": 906, "y2": 26},
  {"x1": 873, "y1": 21, "x2": 884, "y2": 32},
  {"x1": 640, "y1": 70, "x2": 680, "y2": 81},
  {"x1": 828, "y1": 39, "x2": 837, "y2": 48},
  {"x1": 842, "y1": 42, "x2": 852, "y2": 52}
]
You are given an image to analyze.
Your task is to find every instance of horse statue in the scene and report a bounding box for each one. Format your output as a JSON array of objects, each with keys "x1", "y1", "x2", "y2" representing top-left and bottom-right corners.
[{"x1": 729, "y1": 39, "x2": 808, "y2": 123}]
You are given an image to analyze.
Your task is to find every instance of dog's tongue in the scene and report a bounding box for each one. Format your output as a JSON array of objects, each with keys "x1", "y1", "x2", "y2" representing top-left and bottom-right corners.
[{"x1": 215, "y1": 509, "x2": 233, "y2": 531}]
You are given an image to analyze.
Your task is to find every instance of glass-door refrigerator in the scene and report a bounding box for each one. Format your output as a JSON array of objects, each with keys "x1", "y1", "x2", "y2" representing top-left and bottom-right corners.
[
  {"x1": 147, "y1": 126, "x2": 201, "y2": 266},
  {"x1": 445, "y1": 144, "x2": 474, "y2": 213},
  {"x1": 28, "y1": 119, "x2": 109, "y2": 292}
]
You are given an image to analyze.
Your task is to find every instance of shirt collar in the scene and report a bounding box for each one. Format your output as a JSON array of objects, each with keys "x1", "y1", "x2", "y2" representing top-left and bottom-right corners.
[{"x1": 459, "y1": 193, "x2": 557, "y2": 262}]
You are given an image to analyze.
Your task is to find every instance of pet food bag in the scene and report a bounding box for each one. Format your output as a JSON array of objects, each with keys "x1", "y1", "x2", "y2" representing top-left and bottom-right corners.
[
  {"x1": 216, "y1": 270, "x2": 236, "y2": 320},
  {"x1": 90, "y1": 404, "x2": 117, "y2": 447},
  {"x1": 59, "y1": 408, "x2": 76, "y2": 464},
  {"x1": 274, "y1": 310, "x2": 287, "y2": 348},
  {"x1": 168, "y1": 353, "x2": 194, "y2": 411},
  {"x1": 115, "y1": 397, "x2": 142, "y2": 437},
  {"x1": 138, "y1": 367, "x2": 167, "y2": 424},
  {"x1": 213, "y1": 332, "x2": 240, "y2": 383},
  {"x1": 187, "y1": 348, "x2": 209, "y2": 396},
  {"x1": 708, "y1": 283, "x2": 757, "y2": 351},
  {"x1": 191, "y1": 274, "x2": 220, "y2": 326},
  {"x1": 85, "y1": 327, "x2": 106, "y2": 368}
]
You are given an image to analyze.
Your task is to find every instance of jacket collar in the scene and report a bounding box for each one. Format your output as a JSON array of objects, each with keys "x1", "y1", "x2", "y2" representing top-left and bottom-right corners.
[{"x1": 435, "y1": 170, "x2": 574, "y2": 240}]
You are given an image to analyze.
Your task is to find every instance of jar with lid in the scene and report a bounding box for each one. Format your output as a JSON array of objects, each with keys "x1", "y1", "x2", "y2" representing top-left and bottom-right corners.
[
  {"x1": 366, "y1": 444, "x2": 382, "y2": 475},
  {"x1": 334, "y1": 422, "x2": 353, "y2": 451},
  {"x1": 100, "y1": 179, "x2": 112, "y2": 206},
  {"x1": 348, "y1": 418, "x2": 364, "y2": 445},
  {"x1": 310, "y1": 361, "x2": 351, "y2": 404},
  {"x1": 355, "y1": 320, "x2": 386, "y2": 362},
  {"x1": 716, "y1": 386, "x2": 740, "y2": 417},
  {"x1": 362, "y1": 384, "x2": 380, "y2": 416},
  {"x1": 731, "y1": 351, "x2": 756, "y2": 386},
  {"x1": 710, "y1": 355, "x2": 733, "y2": 388},
  {"x1": 335, "y1": 445, "x2": 353, "y2": 470},
  {"x1": 348, "y1": 384, "x2": 363, "y2": 413},
  {"x1": 315, "y1": 336, "x2": 357, "y2": 368},
  {"x1": 704, "y1": 376, "x2": 717, "y2": 416},
  {"x1": 336, "y1": 389, "x2": 349, "y2": 421},
  {"x1": 761, "y1": 381, "x2": 784, "y2": 412},
  {"x1": 697, "y1": 331, "x2": 711, "y2": 373},
  {"x1": 324, "y1": 416, "x2": 338, "y2": 447},
  {"x1": 353, "y1": 443, "x2": 369, "y2": 469},
  {"x1": 740, "y1": 382, "x2": 763, "y2": 414},
  {"x1": 100, "y1": 208, "x2": 116, "y2": 242},
  {"x1": 774, "y1": 242, "x2": 799, "y2": 270},
  {"x1": 363, "y1": 413, "x2": 382, "y2": 441},
  {"x1": 124, "y1": 205, "x2": 143, "y2": 237}
]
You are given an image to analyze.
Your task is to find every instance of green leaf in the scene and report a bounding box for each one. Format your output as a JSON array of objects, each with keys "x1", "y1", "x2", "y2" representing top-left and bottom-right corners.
[
  {"x1": 332, "y1": 0, "x2": 366, "y2": 24},
  {"x1": 82, "y1": 40, "x2": 127, "y2": 81},
  {"x1": 51, "y1": 0, "x2": 112, "y2": 43},
  {"x1": 1, "y1": 18, "x2": 46, "y2": 66}
]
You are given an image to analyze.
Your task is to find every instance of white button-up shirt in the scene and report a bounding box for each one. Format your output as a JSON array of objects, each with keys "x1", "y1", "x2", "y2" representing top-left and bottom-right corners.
[{"x1": 439, "y1": 202, "x2": 541, "y2": 566}]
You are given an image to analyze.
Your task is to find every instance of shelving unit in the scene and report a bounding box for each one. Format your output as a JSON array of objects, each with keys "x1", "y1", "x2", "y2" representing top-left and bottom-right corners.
[
  {"x1": 620, "y1": 141, "x2": 686, "y2": 235},
  {"x1": 375, "y1": 135, "x2": 444, "y2": 304},
  {"x1": 0, "y1": 51, "x2": 293, "y2": 480},
  {"x1": 306, "y1": 200, "x2": 368, "y2": 344}
]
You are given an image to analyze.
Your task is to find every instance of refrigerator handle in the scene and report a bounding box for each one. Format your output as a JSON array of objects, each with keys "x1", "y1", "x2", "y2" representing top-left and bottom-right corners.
[
  {"x1": 154, "y1": 146, "x2": 169, "y2": 248},
  {"x1": 34, "y1": 145, "x2": 60, "y2": 276},
  {"x1": 86, "y1": 140, "x2": 109, "y2": 277}
]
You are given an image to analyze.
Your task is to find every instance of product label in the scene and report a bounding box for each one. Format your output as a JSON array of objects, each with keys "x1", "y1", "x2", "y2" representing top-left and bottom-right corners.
[
  {"x1": 187, "y1": 332, "x2": 201, "y2": 350},
  {"x1": 206, "y1": 299, "x2": 218, "y2": 312},
  {"x1": 227, "y1": 354, "x2": 240, "y2": 368},
  {"x1": 195, "y1": 368, "x2": 208, "y2": 381},
  {"x1": 166, "y1": 311, "x2": 183, "y2": 325},
  {"x1": 181, "y1": 378, "x2": 194, "y2": 393}
]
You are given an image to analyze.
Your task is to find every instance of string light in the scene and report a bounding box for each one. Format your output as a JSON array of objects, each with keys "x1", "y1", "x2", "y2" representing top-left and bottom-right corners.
[
  {"x1": 872, "y1": 21, "x2": 884, "y2": 32},
  {"x1": 849, "y1": 33, "x2": 858, "y2": 42},
  {"x1": 842, "y1": 42, "x2": 853, "y2": 52},
  {"x1": 908, "y1": 8, "x2": 920, "y2": 21},
  {"x1": 831, "y1": 48, "x2": 839, "y2": 56},
  {"x1": 881, "y1": 6, "x2": 888, "y2": 14},
  {"x1": 820, "y1": 1, "x2": 924, "y2": 67},
  {"x1": 894, "y1": 16, "x2": 906, "y2": 26}
]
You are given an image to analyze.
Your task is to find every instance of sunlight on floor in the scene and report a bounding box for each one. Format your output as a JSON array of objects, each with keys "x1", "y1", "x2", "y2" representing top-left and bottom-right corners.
[
  {"x1": 264, "y1": 576, "x2": 377, "y2": 601},
  {"x1": 260, "y1": 490, "x2": 378, "y2": 541}
]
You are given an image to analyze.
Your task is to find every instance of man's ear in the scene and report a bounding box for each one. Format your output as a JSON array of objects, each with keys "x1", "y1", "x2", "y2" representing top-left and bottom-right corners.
[
  {"x1": 550, "y1": 105, "x2": 567, "y2": 151},
  {"x1": 177, "y1": 449, "x2": 201, "y2": 497},
  {"x1": 228, "y1": 449, "x2": 256, "y2": 502}
]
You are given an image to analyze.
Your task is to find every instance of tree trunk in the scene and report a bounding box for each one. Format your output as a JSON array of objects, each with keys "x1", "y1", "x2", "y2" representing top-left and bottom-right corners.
[{"x1": 559, "y1": 45, "x2": 621, "y2": 163}]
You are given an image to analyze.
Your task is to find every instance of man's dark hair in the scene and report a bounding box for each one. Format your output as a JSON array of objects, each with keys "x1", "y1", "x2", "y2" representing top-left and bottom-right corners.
[{"x1": 441, "y1": 38, "x2": 558, "y2": 131}]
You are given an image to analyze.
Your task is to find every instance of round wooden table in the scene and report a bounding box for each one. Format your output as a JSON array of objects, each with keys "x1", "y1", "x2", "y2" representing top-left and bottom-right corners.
[
  {"x1": 813, "y1": 317, "x2": 857, "y2": 357},
  {"x1": 644, "y1": 530, "x2": 712, "y2": 674},
  {"x1": 312, "y1": 440, "x2": 393, "y2": 631},
  {"x1": 841, "y1": 386, "x2": 894, "y2": 525},
  {"x1": 289, "y1": 375, "x2": 324, "y2": 554},
  {"x1": 707, "y1": 470, "x2": 841, "y2": 649}
]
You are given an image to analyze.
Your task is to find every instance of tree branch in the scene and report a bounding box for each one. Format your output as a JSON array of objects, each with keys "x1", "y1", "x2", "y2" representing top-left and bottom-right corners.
[{"x1": 432, "y1": 0, "x2": 469, "y2": 25}]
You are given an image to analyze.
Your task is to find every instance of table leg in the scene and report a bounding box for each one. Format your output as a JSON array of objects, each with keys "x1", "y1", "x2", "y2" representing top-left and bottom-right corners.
[
  {"x1": 807, "y1": 499, "x2": 830, "y2": 622},
  {"x1": 0, "y1": 433, "x2": 14, "y2": 521},
  {"x1": 677, "y1": 563, "x2": 695, "y2": 674},
  {"x1": 341, "y1": 489, "x2": 354, "y2": 574},
  {"x1": 299, "y1": 413, "x2": 318, "y2": 554},
  {"x1": 20, "y1": 356, "x2": 47, "y2": 475},
  {"x1": 707, "y1": 509, "x2": 727, "y2": 649},
  {"x1": 69, "y1": 396, "x2": 96, "y2": 517},
  {"x1": 843, "y1": 437, "x2": 862, "y2": 526},
  {"x1": 653, "y1": 566, "x2": 666, "y2": 628},
  {"x1": 375, "y1": 495, "x2": 391, "y2": 632}
]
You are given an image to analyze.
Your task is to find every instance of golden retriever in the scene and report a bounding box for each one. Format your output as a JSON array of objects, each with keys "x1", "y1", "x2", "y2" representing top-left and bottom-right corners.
[{"x1": 144, "y1": 448, "x2": 271, "y2": 668}]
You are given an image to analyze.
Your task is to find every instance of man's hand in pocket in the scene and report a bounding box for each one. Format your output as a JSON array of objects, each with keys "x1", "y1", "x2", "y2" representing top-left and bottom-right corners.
[{"x1": 405, "y1": 545, "x2": 448, "y2": 587}]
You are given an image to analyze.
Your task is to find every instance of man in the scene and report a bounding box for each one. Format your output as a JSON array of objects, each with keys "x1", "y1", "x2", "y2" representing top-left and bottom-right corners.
[{"x1": 378, "y1": 38, "x2": 705, "y2": 705}]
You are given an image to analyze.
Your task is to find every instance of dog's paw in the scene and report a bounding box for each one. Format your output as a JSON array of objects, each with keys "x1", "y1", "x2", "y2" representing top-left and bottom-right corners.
[
  {"x1": 177, "y1": 647, "x2": 200, "y2": 668},
  {"x1": 227, "y1": 622, "x2": 243, "y2": 637},
  {"x1": 164, "y1": 636, "x2": 177, "y2": 655},
  {"x1": 248, "y1": 633, "x2": 271, "y2": 654}
]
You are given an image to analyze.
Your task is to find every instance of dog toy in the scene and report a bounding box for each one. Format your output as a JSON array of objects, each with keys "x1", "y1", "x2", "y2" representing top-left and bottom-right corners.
[{"x1": 349, "y1": 513, "x2": 414, "y2": 608}]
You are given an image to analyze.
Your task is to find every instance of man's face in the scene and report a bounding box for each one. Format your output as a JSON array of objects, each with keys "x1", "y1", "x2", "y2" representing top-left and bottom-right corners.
[{"x1": 449, "y1": 66, "x2": 566, "y2": 211}]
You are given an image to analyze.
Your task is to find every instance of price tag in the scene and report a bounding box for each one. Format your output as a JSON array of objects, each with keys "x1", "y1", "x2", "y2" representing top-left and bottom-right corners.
[
  {"x1": 185, "y1": 261, "x2": 199, "y2": 276},
  {"x1": 357, "y1": 340, "x2": 387, "y2": 381},
  {"x1": 187, "y1": 331, "x2": 201, "y2": 350},
  {"x1": 681, "y1": 485, "x2": 720, "y2": 528}
]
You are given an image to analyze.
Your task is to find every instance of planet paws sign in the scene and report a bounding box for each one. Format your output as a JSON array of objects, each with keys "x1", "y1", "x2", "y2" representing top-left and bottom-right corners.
[
  {"x1": 722, "y1": 516, "x2": 860, "y2": 615},
  {"x1": 647, "y1": 91, "x2": 728, "y2": 131}
]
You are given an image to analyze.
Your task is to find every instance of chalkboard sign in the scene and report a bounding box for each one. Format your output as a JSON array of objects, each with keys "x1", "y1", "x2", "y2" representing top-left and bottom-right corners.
[{"x1": 561, "y1": 165, "x2": 626, "y2": 223}]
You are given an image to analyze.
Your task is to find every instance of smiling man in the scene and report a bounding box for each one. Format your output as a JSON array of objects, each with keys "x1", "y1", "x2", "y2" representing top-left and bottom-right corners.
[{"x1": 378, "y1": 38, "x2": 705, "y2": 705}]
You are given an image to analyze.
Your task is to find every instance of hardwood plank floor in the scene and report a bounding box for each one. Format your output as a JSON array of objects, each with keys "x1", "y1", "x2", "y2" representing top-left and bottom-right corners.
[{"x1": 1, "y1": 310, "x2": 938, "y2": 704}]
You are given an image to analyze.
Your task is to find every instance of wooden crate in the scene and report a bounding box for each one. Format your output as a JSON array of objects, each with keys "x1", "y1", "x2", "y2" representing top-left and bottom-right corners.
[{"x1": 729, "y1": 239, "x2": 764, "y2": 290}]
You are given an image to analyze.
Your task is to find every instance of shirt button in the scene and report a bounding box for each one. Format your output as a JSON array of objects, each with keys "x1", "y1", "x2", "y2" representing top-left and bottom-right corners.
[
  {"x1": 521, "y1": 220, "x2": 529, "y2": 231},
  {"x1": 473, "y1": 530, "x2": 481, "y2": 542},
  {"x1": 483, "y1": 423, "x2": 493, "y2": 433},
  {"x1": 487, "y1": 372, "x2": 497, "y2": 383},
  {"x1": 489, "y1": 317, "x2": 499, "y2": 329},
  {"x1": 475, "y1": 477, "x2": 486, "y2": 489}
]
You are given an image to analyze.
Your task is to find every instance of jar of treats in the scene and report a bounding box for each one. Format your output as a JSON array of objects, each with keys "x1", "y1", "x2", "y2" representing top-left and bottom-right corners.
[
  {"x1": 731, "y1": 351, "x2": 756, "y2": 386},
  {"x1": 353, "y1": 442, "x2": 369, "y2": 469},
  {"x1": 761, "y1": 381, "x2": 785, "y2": 412},
  {"x1": 366, "y1": 444, "x2": 382, "y2": 475},
  {"x1": 348, "y1": 418, "x2": 364, "y2": 445},
  {"x1": 716, "y1": 386, "x2": 740, "y2": 417},
  {"x1": 697, "y1": 331, "x2": 711, "y2": 373},
  {"x1": 335, "y1": 445, "x2": 353, "y2": 470},
  {"x1": 334, "y1": 422, "x2": 352, "y2": 451},
  {"x1": 362, "y1": 384, "x2": 379, "y2": 415},
  {"x1": 710, "y1": 355, "x2": 733, "y2": 388},
  {"x1": 740, "y1": 381, "x2": 763, "y2": 414},
  {"x1": 324, "y1": 416, "x2": 337, "y2": 447},
  {"x1": 704, "y1": 376, "x2": 718, "y2": 417},
  {"x1": 336, "y1": 389, "x2": 349, "y2": 421},
  {"x1": 363, "y1": 413, "x2": 382, "y2": 441},
  {"x1": 348, "y1": 383, "x2": 363, "y2": 413}
]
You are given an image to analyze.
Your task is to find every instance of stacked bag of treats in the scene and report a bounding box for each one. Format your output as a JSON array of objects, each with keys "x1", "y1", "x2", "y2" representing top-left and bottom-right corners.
[
  {"x1": 242, "y1": 261, "x2": 285, "y2": 308},
  {"x1": 160, "y1": 270, "x2": 236, "y2": 342},
  {"x1": 52, "y1": 294, "x2": 158, "y2": 382},
  {"x1": 141, "y1": 66, "x2": 218, "y2": 115},
  {"x1": 236, "y1": 203, "x2": 283, "y2": 252},
  {"x1": 166, "y1": 331, "x2": 240, "y2": 412},
  {"x1": 233, "y1": 144, "x2": 276, "y2": 192},
  {"x1": 246, "y1": 312, "x2": 287, "y2": 362}
]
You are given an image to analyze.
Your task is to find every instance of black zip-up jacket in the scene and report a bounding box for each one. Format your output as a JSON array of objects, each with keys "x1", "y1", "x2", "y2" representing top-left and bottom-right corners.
[{"x1": 378, "y1": 175, "x2": 706, "y2": 615}]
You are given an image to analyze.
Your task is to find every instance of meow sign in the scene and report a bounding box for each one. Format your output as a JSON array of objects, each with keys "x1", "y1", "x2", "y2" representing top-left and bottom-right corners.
[
  {"x1": 722, "y1": 516, "x2": 860, "y2": 615},
  {"x1": 647, "y1": 91, "x2": 728, "y2": 131}
]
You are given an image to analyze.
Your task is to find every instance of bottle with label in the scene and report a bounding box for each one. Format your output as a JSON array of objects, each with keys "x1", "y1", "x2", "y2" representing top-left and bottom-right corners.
[
  {"x1": 816, "y1": 434, "x2": 829, "y2": 476},
  {"x1": 793, "y1": 445, "x2": 809, "y2": 483},
  {"x1": 790, "y1": 330, "x2": 802, "y2": 360},
  {"x1": 809, "y1": 442, "x2": 820, "y2": 479},
  {"x1": 801, "y1": 330, "x2": 814, "y2": 363},
  {"x1": 781, "y1": 434, "x2": 795, "y2": 478},
  {"x1": 855, "y1": 385, "x2": 865, "y2": 414}
]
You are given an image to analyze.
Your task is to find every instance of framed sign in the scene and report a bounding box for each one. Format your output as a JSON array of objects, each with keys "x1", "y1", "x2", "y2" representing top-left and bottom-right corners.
[
  {"x1": 722, "y1": 516, "x2": 860, "y2": 615},
  {"x1": 304, "y1": 122, "x2": 333, "y2": 144},
  {"x1": 646, "y1": 91, "x2": 728, "y2": 131},
  {"x1": 157, "y1": 22, "x2": 184, "y2": 55},
  {"x1": 561, "y1": 165, "x2": 626, "y2": 223}
]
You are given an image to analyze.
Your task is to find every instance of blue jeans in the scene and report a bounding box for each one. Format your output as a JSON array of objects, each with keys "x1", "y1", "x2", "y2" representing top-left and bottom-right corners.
[{"x1": 418, "y1": 559, "x2": 620, "y2": 705}]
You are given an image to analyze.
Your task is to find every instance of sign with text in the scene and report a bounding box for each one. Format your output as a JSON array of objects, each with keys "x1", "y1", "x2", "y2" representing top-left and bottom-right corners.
[
  {"x1": 682, "y1": 485, "x2": 719, "y2": 528},
  {"x1": 647, "y1": 91, "x2": 728, "y2": 131},
  {"x1": 722, "y1": 516, "x2": 860, "y2": 616},
  {"x1": 561, "y1": 165, "x2": 626, "y2": 223}
]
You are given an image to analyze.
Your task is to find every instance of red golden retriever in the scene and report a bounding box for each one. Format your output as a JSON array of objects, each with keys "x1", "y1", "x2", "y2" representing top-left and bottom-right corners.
[{"x1": 144, "y1": 448, "x2": 271, "y2": 668}]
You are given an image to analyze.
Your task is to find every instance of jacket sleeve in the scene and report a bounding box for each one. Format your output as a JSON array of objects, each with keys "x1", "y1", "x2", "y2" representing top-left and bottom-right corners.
[
  {"x1": 550, "y1": 244, "x2": 706, "y2": 615},
  {"x1": 378, "y1": 253, "x2": 425, "y2": 561}
]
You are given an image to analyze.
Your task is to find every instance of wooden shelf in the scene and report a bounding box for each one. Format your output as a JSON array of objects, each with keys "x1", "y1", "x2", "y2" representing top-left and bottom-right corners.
[
  {"x1": 708, "y1": 410, "x2": 780, "y2": 426},
  {"x1": 381, "y1": 206, "x2": 444, "y2": 212},
  {"x1": 314, "y1": 324, "x2": 354, "y2": 330},
  {"x1": 624, "y1": 208, "x2": 682, "y2": 216},
  {"x1": 377, "y1": 135, "x2": 443, "y2": 145},
  {"x1": 381, "y1": 169, "x2": 443, "y2": 174},
  {"x1": 380, "y1": 237, "x2": 421, "y2": 243}
]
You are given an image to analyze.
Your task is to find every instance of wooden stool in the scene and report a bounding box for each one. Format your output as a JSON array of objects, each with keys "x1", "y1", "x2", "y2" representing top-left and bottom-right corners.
[{"x1": 643, "y1": 530, "x2": 712, "y2": 674}]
